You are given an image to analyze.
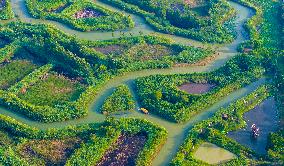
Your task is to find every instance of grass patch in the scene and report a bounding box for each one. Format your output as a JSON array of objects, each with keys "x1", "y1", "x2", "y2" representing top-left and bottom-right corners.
[
  {"x1": 125, "y1": 43, "x2": 176, "y2": 60},
  {"x1": 0, "y1": 60, "x2": 38, "y2": 90},
  {"x1": 18, "y1": 72, "x2": 86, "y2": 107},
  {"x1": 0, "y1": 131, "x2": 15, "y2": 147}
]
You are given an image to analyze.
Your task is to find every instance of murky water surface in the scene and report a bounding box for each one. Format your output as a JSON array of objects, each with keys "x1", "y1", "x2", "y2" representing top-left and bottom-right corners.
[
  {"x1": 193, "y1": 142, "x2": 236, "y2": 164},
  {"x1": 228, "y1": 98, "x2": 279, "y2": 154}
]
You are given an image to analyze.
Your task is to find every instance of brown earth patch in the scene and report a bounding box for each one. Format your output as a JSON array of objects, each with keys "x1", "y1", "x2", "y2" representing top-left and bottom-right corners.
[
  {"x1": 74, "y1": 8, "x2": 105, "y2": 19},
  {"x1": 174, "y1": 53, "x2": 217, "y2": 67},
  {"x1": 178, "y1": 83, "x2": 215, "y2": 94},
  {"x1": 126, "y1": 43, "x2": 175, "y2": 60},
  {"x1": 93, "y1": 45, "x2": 126, "y2": 55},
  {"x1": 184, "y1": 0, "x2": 206, "y2": 7},
  {"x1": 19, "y1": 138, "x2": 81, "y2": 165},
  {"x1": 97, "y1": 133, "x2": 147, "y2": 166}
]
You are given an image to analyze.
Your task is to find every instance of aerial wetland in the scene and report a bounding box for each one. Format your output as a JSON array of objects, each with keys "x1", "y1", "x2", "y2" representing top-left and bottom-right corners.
[{"x1": 0, "y1": 0, "x2": 283, "y2": 166}]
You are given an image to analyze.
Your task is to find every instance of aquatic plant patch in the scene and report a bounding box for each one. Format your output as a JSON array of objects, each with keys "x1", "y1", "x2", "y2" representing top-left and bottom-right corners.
[
  {"x1": 25, "y1": 0, "x2": 135, "y2": 31},
  {"x1": 267, "y1": 131, "x2": 284, "y2": 162},
  {"x1": 0, "y1": 131, "x2": 15, "y2": 147}
]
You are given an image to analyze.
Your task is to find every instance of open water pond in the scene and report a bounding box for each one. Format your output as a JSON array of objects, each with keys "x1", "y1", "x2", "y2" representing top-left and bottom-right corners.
[
  {"x1": 193, "y1": 142, "x2": 236, "y2": 164},
  {"x1": 178, "y1": 83, "x2": 215, "y2": 94},
  {"x1": 227, "y1": 97, "x2": 279, "y2": 154}
]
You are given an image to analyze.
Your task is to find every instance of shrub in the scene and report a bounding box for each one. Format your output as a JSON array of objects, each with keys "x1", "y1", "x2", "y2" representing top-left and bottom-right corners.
[{"x1": 101, "y1": 85, "x2": 135, "y2": 115}]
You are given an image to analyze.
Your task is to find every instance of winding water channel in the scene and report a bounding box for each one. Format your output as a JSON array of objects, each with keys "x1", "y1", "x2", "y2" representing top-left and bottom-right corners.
[{"x1": 0, "y1": 1, "x2": 261, "y2": 165}]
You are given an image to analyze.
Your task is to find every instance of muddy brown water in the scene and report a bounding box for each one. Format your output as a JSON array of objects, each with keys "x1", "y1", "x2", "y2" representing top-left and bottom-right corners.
[
  {"x1": 227, "y1": 97, "x2": 279, "y2": 154},
  {"x1": 97, "y1": 133, "x2": 147, "y2": 166},
  {"x1": 178, "y1": 83, "x2": 215, "y2": 94}
]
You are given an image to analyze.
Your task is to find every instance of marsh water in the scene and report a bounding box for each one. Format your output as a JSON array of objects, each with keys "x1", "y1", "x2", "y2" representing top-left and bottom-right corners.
[
  {"x1": 0, "y1": 0, "x2": 272, "y2": 165},
  {"x1": 228, "y1": 98, "x2": 279, "y2": 154}
]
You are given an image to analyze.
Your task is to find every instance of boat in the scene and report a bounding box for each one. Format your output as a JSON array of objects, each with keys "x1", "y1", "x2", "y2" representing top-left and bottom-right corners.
[{"x1": 140, "y1": 108, "x2": 149, "y2": 114}]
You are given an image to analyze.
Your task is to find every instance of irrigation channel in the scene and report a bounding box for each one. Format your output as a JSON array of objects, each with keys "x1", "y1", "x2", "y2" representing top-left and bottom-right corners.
[{"x1": 0, "y1": 0, "x2": 264, "y2": 165}]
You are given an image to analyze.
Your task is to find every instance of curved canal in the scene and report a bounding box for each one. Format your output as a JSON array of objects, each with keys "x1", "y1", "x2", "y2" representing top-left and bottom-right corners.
[{"x1": 0, "y1": 1, "x2": 259, "y2": 165}]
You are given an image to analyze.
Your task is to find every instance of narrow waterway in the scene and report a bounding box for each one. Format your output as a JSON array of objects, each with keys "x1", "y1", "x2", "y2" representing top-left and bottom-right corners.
[{"x1": 0, "y1": 1, "x2": 258, "y2": 165}]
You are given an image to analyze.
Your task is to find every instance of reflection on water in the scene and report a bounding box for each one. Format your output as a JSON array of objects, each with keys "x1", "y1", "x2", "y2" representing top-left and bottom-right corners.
[
  {"x1": 227, "y1": 98, "x2": 279, "y2": 154},
  {"x1": 193, "y1": 142, "x2": 236, "y2": 164}
]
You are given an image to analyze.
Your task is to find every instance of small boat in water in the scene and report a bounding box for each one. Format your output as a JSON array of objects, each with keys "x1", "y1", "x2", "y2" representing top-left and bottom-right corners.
[
  {"x1": 251, "y1": 124, "x2": 260, "y2": 138},
  {"x1": 140, "y1": 108, "x2": 149, "y2": 114}
]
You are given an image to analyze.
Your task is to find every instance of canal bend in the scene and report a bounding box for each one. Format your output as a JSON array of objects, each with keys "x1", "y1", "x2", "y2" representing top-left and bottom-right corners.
[{"x1": 0, "y1": 1, "x2": 260, "y2": 166}]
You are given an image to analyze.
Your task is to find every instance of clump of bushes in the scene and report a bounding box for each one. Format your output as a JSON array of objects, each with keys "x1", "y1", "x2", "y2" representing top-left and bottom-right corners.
[
  {"x1": 101, "y1": 85, "x2": 135, "y2": 115},
  {"x1": 89, "y1": 35, "x2": 214, "y2": 72},
  {"x1": 135, "y1": 54, "x2": 265, "y2": 123},
  {"x1": 0, "y1": 60, "x2": 38, "y2": 90},
  {"x1": 0, "y1": 0, "x2": 14, "y2": 20},
  {"x1": 101, "y1": 0, "x2": 237, "y2": 43},
  {"x1": 18, "y1": 72, "x2": 87, "y2": 107},
  {"x1": 0, "y1": 114, "x2": 168, "y2": 166}
]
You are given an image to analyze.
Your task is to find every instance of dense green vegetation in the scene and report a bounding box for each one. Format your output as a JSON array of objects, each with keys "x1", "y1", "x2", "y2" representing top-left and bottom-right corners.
[
  {"x1": 171, "y1": 85, "x2": 275, "y2": 165},
  {"x1": 135, "y1": 54, "x2": 264, "y2": 123},
  {"x1": 0, "y1": 0, "x2": 282, "y2": 165},
  {"x1": 0, "y1": 21, "x2": 214, "y2": 122},
  {"x1": 232, "y1": 0, "x2": 283, "y2": 163},
  {"x1": 18, "y1": 72, "x2": 87, "y2": 107},
  {"x1": 101, "y1": 85, "x2": 135, "y2": 115},
  {"x1": 25, "y1": 0, "x2": 134, "y2": 31},
  {"x1": 267, "y1": 131, "x2": 284, "y2": 162},
  {"x1": 101, "y1": 0, "x2": 237, "y2": 43},
  {"x1": 0, "y1": 115, "x2": 167, "y2": 166},
  {"x1": 90, "y1": 35, "x2": 214, "y2": 71},
  {"x1": 0, "y1": 60, "x2": 38, "y2": 90},
  {"x1": 0, "y1": 0, "x2": 14, "y2": 20}
]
